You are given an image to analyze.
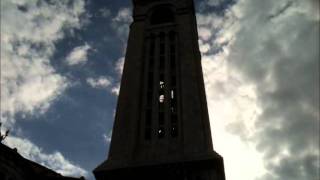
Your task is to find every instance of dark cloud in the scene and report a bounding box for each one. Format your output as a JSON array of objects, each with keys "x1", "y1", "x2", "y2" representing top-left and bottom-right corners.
[
  {"x1": 225, "y1": 0, "x2": 319, "y2": 179},
  {"x1": 197, "y1": 0, "x2": 319, "y2": 179},
  {"x1": 267, "y1": 1, "x2": 293, "y2": 20}
]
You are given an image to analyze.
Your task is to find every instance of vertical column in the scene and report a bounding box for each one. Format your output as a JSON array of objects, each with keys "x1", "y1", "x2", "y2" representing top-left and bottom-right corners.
[
  {"x1": 157, "y1": 32, "x2": 166, "y2": 139},
  {"x1": 144, "y1": 34, "x2": 155, "y2": 141},
  {"x1": 169, "y1": 31, "x2": 178, "y2": 138}
]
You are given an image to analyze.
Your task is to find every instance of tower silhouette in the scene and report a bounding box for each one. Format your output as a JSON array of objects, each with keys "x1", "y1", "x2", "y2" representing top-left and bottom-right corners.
[{"x1": 94, "y1": 0, "x2": 226, "y2": 179}]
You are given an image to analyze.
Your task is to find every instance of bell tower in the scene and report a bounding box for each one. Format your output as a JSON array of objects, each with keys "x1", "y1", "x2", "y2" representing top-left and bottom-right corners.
[{"x1": 94, "y1": 0, "x2": 226, "y2": 179}]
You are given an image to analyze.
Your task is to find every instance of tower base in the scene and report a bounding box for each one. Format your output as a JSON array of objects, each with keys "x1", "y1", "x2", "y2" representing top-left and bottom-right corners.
[{"x1": 94, "y1": 153, "x2": 225, "y2": 180}]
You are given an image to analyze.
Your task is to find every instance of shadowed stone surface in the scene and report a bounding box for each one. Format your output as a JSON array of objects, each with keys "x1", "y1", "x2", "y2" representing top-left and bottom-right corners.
[{"x1": 94, "y1": 0, "x2": 226, "y2": 179}]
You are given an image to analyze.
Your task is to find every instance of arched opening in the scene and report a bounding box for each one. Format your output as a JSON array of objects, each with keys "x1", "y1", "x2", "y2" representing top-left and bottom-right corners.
[{"x1": 150, "y1": 6, "x2": 174, "y2": 25}]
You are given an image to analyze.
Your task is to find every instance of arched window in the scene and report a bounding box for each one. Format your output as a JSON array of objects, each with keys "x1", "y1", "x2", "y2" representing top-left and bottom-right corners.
[{"x1": 150, "y1": 6, "x2": 174, "y2": 25}]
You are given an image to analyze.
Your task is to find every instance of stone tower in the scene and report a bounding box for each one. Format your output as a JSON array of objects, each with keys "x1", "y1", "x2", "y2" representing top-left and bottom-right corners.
[{"x1": 93, "y1": 0, "x2": 226, "y2": 179}]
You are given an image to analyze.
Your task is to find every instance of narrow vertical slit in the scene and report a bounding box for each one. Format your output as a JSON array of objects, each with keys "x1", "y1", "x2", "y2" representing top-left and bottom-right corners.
[
  {"x1": 144, "y1": 34, "x2": 155, "y2": 141},
  {"x1": 169, "y1": 31, "x2": 178, "y2": 138},
  {"x1": 158, "y1": 32, "x2": 166, "y2": 139}
]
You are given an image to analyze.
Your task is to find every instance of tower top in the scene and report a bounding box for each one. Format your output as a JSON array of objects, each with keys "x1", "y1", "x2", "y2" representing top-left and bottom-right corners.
[
  {"x1": 133, "y1": 0, "x2": 181, "y2": 4},
  {"x1": 132, "y1": 0, "x2": 194, "y2": 7},
  {"x1": 132, "y1": 0, "x2": 196, "y2": 21}
]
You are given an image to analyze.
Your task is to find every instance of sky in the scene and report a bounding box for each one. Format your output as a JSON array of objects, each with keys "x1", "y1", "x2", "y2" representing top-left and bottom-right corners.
[{"x1": 0, "y1": 0, "x2": 319, "y2": 180}]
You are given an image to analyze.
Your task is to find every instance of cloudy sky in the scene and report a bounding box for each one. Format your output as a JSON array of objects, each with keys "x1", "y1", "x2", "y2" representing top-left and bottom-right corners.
[{"x1": 1, "y1": 0, "x2": 319, "y2": 180}]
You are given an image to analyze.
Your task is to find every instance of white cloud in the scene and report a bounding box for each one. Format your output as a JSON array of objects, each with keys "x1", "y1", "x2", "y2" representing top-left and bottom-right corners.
[
  {"x1": 103, "y1": 132, "x2": 112, "y2": 144},
  {"x1": 109, "y1": 56, "x2": 125, "y2": 96},
  {"x1": 115, "y1": 57, "x2": 125, "y2": 75},
  {"x1": 198, "y1": 27, "x2": 212, "y2": 41},
  {"x1": 87, "y1": 76, "x2": 112, "y2": 89},
  {"x1": 111, "y1": 85, "x2": 120, "y2": 96},
  {"x1": 102, "y1": 7, "x2": 132, "y2": 97},
  {"x1": 108, "y1": 9, "x2": 132, "y2": 96},
  {"x1": 207, "y1": 0, "x2": 226, "y2": 7},
  {"x1": 66, "y1": 44, "x2": 91, "y2": 66},
  {"x1": 113, "y1": 8, "x2": 132, "y2": 23},
  {"x1": 99, "y1": 8, "x2": 111, "y2": 18},
  {"x1": 4, "y1": 136, "x2": 87, "y2": 177},
  {"x1": 1, "y1": 0, "x2": 86, "y2": 129},
  {"x1": 199, "y1": 40, "x2": 211, "y2": 54},
  {"x1": 111, "y1": 8, "x2": 133, "y2": 41},
  {"x1": 202, "y1": 50, "x2": 266, "y2": 180},
  {"x1": 0, "y1": 0, "x2": 88, "y2": 177}
]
